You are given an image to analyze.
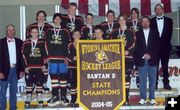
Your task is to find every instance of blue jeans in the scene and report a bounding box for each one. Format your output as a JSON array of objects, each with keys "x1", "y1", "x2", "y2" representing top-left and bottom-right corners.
[
  {"x1": 138, "y1": 61, "x2": 157, "y2": 100},
  {"x1": 0, "y1": 67, "x2": 18, "y2": 110}
]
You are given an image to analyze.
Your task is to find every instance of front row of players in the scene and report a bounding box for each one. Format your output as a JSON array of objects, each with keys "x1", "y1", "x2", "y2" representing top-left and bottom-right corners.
[
  {"x1": 22, "y1": 12, "x2": 135, "y2": 107},
  {"x1": 22, "y1": 13, "x2": 105, "y2": 107}
]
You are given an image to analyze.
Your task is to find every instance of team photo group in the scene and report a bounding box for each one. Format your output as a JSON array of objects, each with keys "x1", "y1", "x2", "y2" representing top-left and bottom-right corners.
[{"x1": 0, "y1": 2, "x2": 173, "y2": 110}]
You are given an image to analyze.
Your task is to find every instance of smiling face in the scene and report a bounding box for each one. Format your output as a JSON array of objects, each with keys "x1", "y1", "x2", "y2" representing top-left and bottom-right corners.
[
  {"x1": 155, "y1": 4, "x2": 164, "y2": 17},
  {"x1": 141, "y1": 17, "x2": 150, "y2": 29},
  {"x1": 131, "y1": 10, "x2": 138, "y2": 19},
  {"x1": 118, "y1": 16, "x2": 126, "y2": 27},
  {"x1": 107, "y1": 12, "x2": 115, "y2": 23},
  {"x1": 95, "y1": 29, "x2": 103, "y2": 39},
  {"x1": 30, "y1": 28, "x2": 39, "y2": 39},
  {"x1": 37, "y1": 12, "x2": 46, "y2": 23},
  {"x1": 68, "y1": 5, "x2": 77, "y2": 16},
  {"x1": 73, "y1": 31, "x2": 81, "y2": 40},
  {"x1": 6, "y1": 25, "x2": 15, "y2": 39},
  {"x1": 86, "y1": 15, "x2": 93, "y2": 24},
  {"x1": 53, "y1": 16, "x2": 62, "y2": 26}
]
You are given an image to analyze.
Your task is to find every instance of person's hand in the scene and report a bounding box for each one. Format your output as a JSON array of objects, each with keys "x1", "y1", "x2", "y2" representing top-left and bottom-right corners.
[
  {"x1": 73, "y1": 56, "x2": 77, "y2": 60},
  {"x1": 143, "y1": 53, "x2": 151, "y2": 60},
  {"x1": 25, "y1": 67, "x2": 31, "y2": 74},
  {"x1": 44, "y1": 58, "x2": 49, "y2": 64},
  {"x1": 125, "y1": 51, "x2": 129, "y2": 55},
  {"x1": 0, "y1": 73, "x2": 4, "y2": 79},
  {"x1": 41, "y1": 65, "x2": 47, "y2": 72},
  {"x1": 64, "y1": 60, "x2": 68, "y2": 65},
  {"x1": 19, "y1": 71, "x2": 24, "y2": 78}
]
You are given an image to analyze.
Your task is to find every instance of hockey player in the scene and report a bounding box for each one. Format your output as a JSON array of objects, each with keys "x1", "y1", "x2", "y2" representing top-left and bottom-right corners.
[
  {"x1": 94, "y1": 25, "x2": 104, "y2": 40},
  {"x1": 22, "y1": 27, "x2": 48, "y2": 107},
  {"x1": 126, "y1": 8, "x2": 142, "y2": 32},
  {"x1": 111, "y1": 15, "x2": 136, "y2": 105},
  {"x1": 45, "y1": 13, "x2": 70, "y2": 106},
  {"x1": 81, "y1": 13, "x2": 95, "y2": 40},
  {"x1": 26, "y1": 10, "x2": 53, "y2": 40},
  {"x1": 67, "y1": 30, "x2": 81, "y2": 107},
  {"x1": 61, "y1": 2, "x2": 84, "y2": 41},
  {"x1": 26, "y1": 10, "x2": 52, "y2": 92},
  {"x1": 100, "y1": 10, "x2": 119, "y2": 39},
  {"x1": 126, "y1": 8, "x2": 142, "y2": 88}
]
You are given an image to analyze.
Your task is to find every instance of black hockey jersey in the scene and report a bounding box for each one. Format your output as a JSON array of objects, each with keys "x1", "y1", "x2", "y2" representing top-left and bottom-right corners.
[
  {"x1": 45, "y1": 27, "x2": 70, "y2": 63},
  {"x1": 81, "y1": 25, "x2": 95, "y2": 40},
  {"x1": 26, "y1": 22, "x2": 53, "y2": 40},
  {"x1": 22, "y1": 39, "x2": 47, "y2": 68},
  {"x1": 61, "y1": 14, "x2": 84, "y2": 40},
  {"x1": 67, "y1": 42, "x2": 77, "y2": 68},
  {"x1": 111, "y1": 28, "x2": 136, "y2": 61},
  {"x1": 126, "y1": 19, "x2": 142, "y2": 32},
  {"x1": 100, "y1": 21, "x2": 119, "y2": 39}
]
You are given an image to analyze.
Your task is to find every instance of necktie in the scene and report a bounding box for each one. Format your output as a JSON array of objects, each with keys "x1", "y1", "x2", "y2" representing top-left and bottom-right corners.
[
  {"x1": 157, "y1": 17, "x2": 163, "y2": 20},
  {"x1": 8, "y1": 39, "x2": 14, "y2": 43}
]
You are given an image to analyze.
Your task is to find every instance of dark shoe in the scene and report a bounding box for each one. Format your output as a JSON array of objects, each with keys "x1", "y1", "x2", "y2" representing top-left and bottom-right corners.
[
  {"x1": 25, "y1": 102, "x2": 30, "y2": 108},
  {"x1": 70, "y1": 98, "x2": 76, "y2": 104},
  {"x1": 69, "y1": 103, "x2": 79, "y2": 107},
  {"x1": 43, "y1": 83, "x2": 50, "y2": 92},
  {"x1": 25, "y1": 94, "x2": 31, "y2": 107},
  {"x1": 47, "y1": 96, "x2": 60, "y2": 107},
  {"x1": 37, "y1": 93, "x2": 43, "y2": 107},
  {"x1": 164, "y1": 84, "x2": 172, "y2": 90},
  {"x1": 61, "y1": 96, "x2": 69, "y2": 106},
  {"x1": 155, "y1": 85, "x2": 158, "y2": 90},
  {"x1": 38, "y1": 101, "x2": 43, "y2": 107}
]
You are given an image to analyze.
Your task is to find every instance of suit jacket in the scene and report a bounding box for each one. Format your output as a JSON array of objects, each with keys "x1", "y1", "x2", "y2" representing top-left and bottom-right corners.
[
  {"x1": 0, "y1": 37, "x2": 23, "y2": 81},
  {"x1": 134, "y1": 29, "x2": 160, "y2": 66},
  {"x1": 150, "y1": 16, "x2": 173, "y2": 52}
]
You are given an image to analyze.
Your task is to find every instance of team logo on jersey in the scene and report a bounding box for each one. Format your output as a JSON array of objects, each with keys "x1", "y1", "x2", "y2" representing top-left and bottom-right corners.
[
  {"x1": 106, "y1": 30, "x2": 112, "y2": 39},
  {"x1": 95, "y1": 50, "x2": 108, "y2": 64},
  {"x1": 30, "y1": 48, "x2": 41, "y2": 57},
  {"x1": 67, "y1": 23, "x2": 75, "y2": 32},
  {"x1": 50, "y1": 35, "x2": 62, "y2": 44}
]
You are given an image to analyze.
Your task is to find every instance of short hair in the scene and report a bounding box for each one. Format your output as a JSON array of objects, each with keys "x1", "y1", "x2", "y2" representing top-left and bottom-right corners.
[
  {"x1": 141, "y1": 16, "x2": 150, "y2": 22},
  {"x1": 130, "y1": 8, "x2": 139, "y2": 17},
  {"x1": 6, "y1": 24, "x2": 15, "y2": 30},
  {"x1": 86, "y1": 13, "x2": 94, "y2": 18},
  {"x1": 154, "y1": 3, "x2": 164, "y2": 10},
  {"x1": 72, "y1": 29, "x2": 81, "y2": 34},
  {"x1": 53, "y1": 13, "x2": 62, "y2": 23},
  {"x1": 106, "y1": 10, "x2": 115, "y2": 17},
  {"x1": 69, "y1": 2, "x2": 78, "y2": 8},
  {"x1": 117, "y1": 14, "x2": 126, "y2": 21},
  {"x1": 36, "y1": 10, "x2": 47, "y2": 21},
  {"x1": 6, "y1": 24, "x2": 16, "y2": 35},
  {"x1": 29, "y1": 26, "x2": 38, "y2": 32},
  {"x1": 94, "y1": 25, "x2": 103, "y2": 32}
]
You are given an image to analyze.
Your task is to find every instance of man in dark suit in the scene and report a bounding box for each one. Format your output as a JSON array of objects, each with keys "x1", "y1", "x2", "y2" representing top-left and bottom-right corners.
[
  {"x1": 150, "y1": 3, "x2": 173, "y2": 90},
  {"x1": 0, "y1": 24, "x2": 24, "y2": 110},
  {"x1": 134, "y1": 16, "x2": 160, "y2": 105}
]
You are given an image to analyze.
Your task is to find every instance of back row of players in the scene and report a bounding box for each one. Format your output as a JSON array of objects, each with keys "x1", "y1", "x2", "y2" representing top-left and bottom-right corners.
[{"x1": 23, "y1": 2, "x2": 140, "y2": 107}]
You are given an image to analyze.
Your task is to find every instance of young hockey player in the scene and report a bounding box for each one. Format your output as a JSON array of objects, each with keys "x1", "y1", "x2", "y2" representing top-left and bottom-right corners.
[
  {"x1": 22, "y1": 27, "x2": 48, "y2": 107},
  {"x1": 81, "y1": 13, "x2": 95, "y2": 40},
  {"x1": 67, "y1": 30, "x2": 81, "y2": 107},
  {"x1": 26, "y1": 10, "x2": 52, "y2": 92},
  {"x1": 45, "y1": 13, "x2": 70, "y2": 106},
  {"x1": 111, "y1": 15, "x2": 136, "y2": 105},
  {"x1": 61, "y1": 2, "x2": 84, "y2": 41}
]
